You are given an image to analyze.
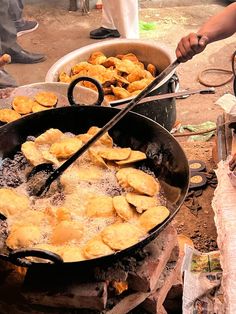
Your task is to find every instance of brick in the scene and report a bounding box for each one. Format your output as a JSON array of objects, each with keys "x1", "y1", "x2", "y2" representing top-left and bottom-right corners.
[
  {"x1": 140, "y1": 255, "x2": 182, "y2": 314},
  {"x1": 154, "y1": 247, "x2": 179, "y2": 291},
  {"x1": 128, "y1": 224, "x2": 178, "y2": 292},
  {"x1": 169, "y1": 244, "x2": 180, "y2": 263}
]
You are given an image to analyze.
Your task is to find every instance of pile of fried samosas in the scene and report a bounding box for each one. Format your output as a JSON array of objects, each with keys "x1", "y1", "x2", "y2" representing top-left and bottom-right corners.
[
  {"x1": 58, "y1": 52, "x2": 158, "y2": 103},
  {"x1": 0, "y1": 91, "x2": 58, "y2": 124}
]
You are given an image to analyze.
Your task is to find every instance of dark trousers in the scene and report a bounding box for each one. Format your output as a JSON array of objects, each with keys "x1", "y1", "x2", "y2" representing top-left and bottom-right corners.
[
  {"x1": 0, "y1": 0, "x2": 18, "y2": 54},
  {"x1": 9, "y1": 0, "x2": 24, "y2": 27}
]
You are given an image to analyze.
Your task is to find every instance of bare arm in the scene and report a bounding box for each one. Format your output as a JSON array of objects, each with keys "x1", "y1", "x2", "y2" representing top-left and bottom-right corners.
[
  {"x1": 176, "y1": 3, "x2": 236, "y2": 62},
  {"x1": 198, "y1": 3, "x2": 236, "y2": 42}
]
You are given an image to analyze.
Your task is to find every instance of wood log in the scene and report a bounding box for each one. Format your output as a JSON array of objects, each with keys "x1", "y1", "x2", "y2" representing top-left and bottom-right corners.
[{"x1": 22, "y1": 282, "x2": 107, "y2": 311}]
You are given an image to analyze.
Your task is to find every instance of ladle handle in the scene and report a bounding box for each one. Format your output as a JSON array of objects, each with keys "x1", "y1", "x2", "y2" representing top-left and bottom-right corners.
[
  {"x1": 115, "y1": 87, "x2": 215, "y2": 109},
  {"x1": 37, "y1": 59, "x2": 180, "y2": 196},
  {"x1": 67, "y1": 76, "x2": 104, "y2": 107},
  {"x1": 9, "y1": 248, "x2": 64, "y2": 267}
]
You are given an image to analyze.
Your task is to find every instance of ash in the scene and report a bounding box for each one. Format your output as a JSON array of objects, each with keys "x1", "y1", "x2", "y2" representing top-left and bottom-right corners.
[{"x1": 0, "y1": 152, "x2": 29, "y2": 188}]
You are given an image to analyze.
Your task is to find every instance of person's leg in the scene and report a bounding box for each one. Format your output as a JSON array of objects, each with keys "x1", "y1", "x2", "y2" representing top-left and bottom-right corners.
[
  {"x1": 111, "y1": 0, "x2": 139, "y2": 39},
  {"x1": 0, "y1": 0, "x2": 45, "y2": 64},
  {"x1": 9, "y1": 0, "x2": 39, "y2": 37},
  {"x1": 9, "y1": 0, "x2": 24, "y2": 28},
  {"x1": 0, "y1": 0, "x2": 19, "y2": 53},
  {"x1": 89, "y1": 0, "x2": 120, "y2": 39},
  {"x1": 0, "y1": 0, "x2": 17, "y2": 88},
  {"x1": 0, "y1": 67, "x2": 17, "y2": 89},
  {"x1": 101, "y1": 0, "x2": 116, "y2": 30}
]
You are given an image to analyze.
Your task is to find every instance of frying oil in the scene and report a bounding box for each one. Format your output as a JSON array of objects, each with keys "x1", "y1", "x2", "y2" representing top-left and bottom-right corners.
[
  {"x1": 9, "y1": 164, "x2": 122, "y2": 247},
  {"x1": 2, "y1": 130, "x2": 165, "y2": 260}
]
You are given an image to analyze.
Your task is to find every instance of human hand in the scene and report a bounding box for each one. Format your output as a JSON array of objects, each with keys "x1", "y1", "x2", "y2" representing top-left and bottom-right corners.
[{"x1": 175, "y1": 33, "x2": 209, "y2": 63}]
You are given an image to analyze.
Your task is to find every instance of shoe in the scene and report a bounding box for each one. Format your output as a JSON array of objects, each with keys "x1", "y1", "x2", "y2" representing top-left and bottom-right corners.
[
  {"x1": 5, "y1": 48, "x2": 46, "y2": 64},
  {"x1": 16, "y1": 20, "x2": 39, "y2": 37},
  {"x1": 0, "y1": 70, "x2": 17, "y2": 89},
  {"x1": 90, "y1": 27, "x2": 120, "y2": 39}
]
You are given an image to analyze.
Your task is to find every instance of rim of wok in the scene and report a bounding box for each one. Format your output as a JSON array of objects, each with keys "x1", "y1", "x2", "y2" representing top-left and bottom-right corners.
[{"x1": 0, "y1": 106, "x2": 189, "y2": 267}]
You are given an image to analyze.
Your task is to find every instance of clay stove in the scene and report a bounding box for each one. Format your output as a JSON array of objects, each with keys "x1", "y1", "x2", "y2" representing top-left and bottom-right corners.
[{"x1": 0, "y1": 224, "x2": 183, "y2": 314}]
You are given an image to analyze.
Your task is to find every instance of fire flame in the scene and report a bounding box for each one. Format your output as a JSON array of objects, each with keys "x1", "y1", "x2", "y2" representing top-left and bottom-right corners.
[{"x1": 112, "y1": 280, "x2": 128, "y2": 295}]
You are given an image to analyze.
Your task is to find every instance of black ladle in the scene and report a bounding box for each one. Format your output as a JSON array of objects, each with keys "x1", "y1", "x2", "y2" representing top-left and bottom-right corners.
[{"x1": 29, "y1": 60, "x2": 180, "y2": 196}]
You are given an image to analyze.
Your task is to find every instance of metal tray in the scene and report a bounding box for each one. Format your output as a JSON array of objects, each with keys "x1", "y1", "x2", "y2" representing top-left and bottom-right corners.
[{"x1": 0, "y1": 82, "x2": 108, "y2": 109}]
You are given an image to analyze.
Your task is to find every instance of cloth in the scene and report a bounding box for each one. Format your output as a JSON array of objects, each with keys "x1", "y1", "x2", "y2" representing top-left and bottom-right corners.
[
  {"x1": 101, "y1": 0, "x2": 139, "y2": 39},
  {"x1": 212, "y1": 160, "x2": 236, "y2": 313},
  {"x1": 0, "y1": 0, "x2": 18, "y2": 54},
  {"x1": 9, "y1": 0, "x2": 24, "y2": 28},
  {"x1": 228, "y1": 170, "x2": 236, "y2": 187}
]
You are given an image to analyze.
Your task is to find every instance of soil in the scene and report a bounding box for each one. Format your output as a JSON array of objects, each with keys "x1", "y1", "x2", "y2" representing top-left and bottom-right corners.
[
  {"x1": 173, "y1": 141, "x2": 218, "y2": 252},
  {"x1": 4, "y1": 0, "x2": 235, "y2": 252}
]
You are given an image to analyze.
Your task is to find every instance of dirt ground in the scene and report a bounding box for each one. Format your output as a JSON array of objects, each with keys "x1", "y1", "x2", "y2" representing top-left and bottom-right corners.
[
  {"x1": 5, "y1": 0, "x2": 236, "y2": 252},
  {"x1": 173, "y1": 141, "x2": 218, "y2": 252}
]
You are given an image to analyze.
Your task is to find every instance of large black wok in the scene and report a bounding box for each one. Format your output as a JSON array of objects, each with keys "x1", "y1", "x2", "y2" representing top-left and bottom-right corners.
[{"x1": 0, "y1": 105, "x2": 189, "y2": 268}]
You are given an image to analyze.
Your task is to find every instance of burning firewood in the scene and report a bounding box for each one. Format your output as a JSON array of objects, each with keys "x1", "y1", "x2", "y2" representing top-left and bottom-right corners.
[{"x1": 112, "y1": 280, "x2": 128, "y2": 295}]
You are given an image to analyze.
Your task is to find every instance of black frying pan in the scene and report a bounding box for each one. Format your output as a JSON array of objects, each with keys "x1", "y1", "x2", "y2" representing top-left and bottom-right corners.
[
  {"x1": 0, "y1": 105, "x2": 189, "y2": 267},
  {"x1": 30, "y1": 60, "x2": 180, "y2": 196}
]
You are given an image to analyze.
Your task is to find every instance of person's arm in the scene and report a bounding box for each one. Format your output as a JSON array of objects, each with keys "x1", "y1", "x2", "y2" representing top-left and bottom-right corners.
[{"x1": 176, "y1": 3, "x2": 236, "y2": 62}]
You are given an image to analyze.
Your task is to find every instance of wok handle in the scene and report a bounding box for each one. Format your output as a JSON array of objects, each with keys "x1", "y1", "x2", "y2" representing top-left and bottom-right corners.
[
  {"x1": 67, "y1": 76, "x2": 104, "y2": 107},
  {"x1": 9, "y1": 248, "x2": 64, "y2": 267}
]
